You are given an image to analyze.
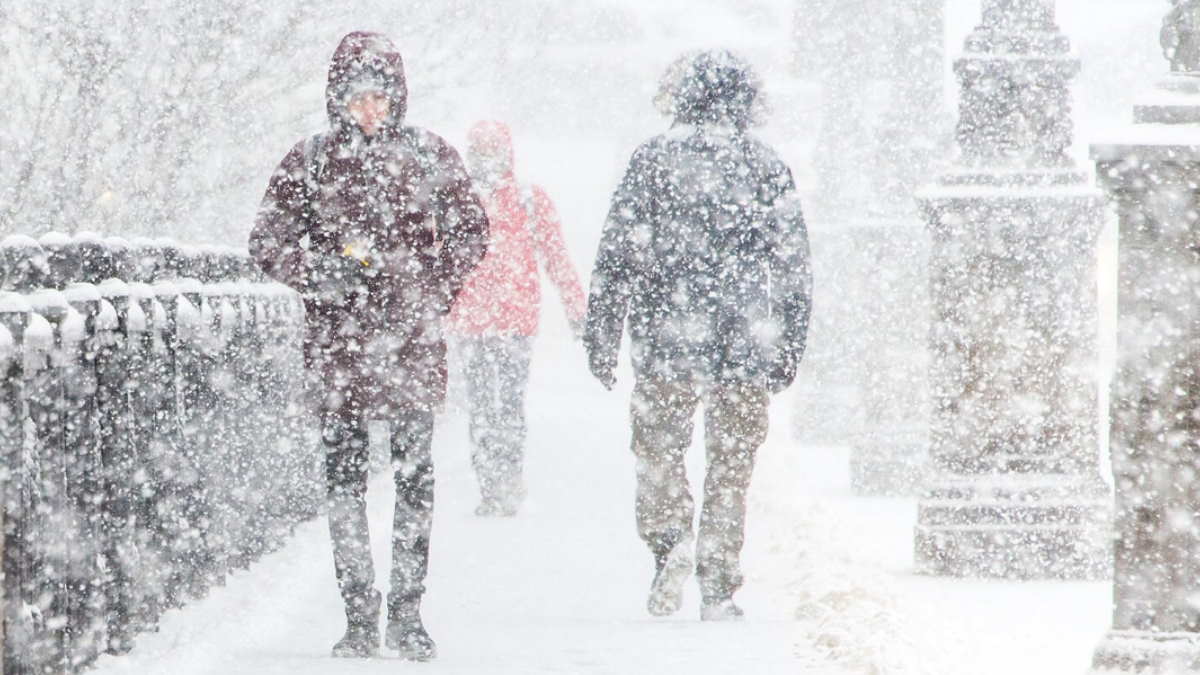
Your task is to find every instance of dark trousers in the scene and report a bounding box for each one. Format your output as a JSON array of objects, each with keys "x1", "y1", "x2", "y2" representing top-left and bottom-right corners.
[
  {"x1": 322, "y1": 408, "x2": 434, "y2": 622},
  {"x1": 460, "y1": 336, "x2": 532, "y2": 505}
]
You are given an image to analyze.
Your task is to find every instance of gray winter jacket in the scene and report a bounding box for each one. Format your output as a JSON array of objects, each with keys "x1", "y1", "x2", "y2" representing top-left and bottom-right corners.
[{"x1": 584, "y1": 124, "x2": 812, "y2": 391}]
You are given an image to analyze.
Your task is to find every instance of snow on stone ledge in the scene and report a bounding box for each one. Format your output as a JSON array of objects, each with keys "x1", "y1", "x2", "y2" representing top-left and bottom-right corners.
[
  {"x1": 64, "y1": 282, "x2": 102, "y2": 304},
  {"x1": 1091, "y1": 123, "x2": 1200, "y2": 161},
  {"x1": 0, "y1": 234, "x2": 41, "y2": 250},
  {"x1": 99, "y1": 279, "x2": 131, "y2": 299},
  {"x1": 74, "y1": 230, "x2": 105, "y2": 245},
  {"x1": 28, "y1": 289, "x2": 70, "y2": 315},
  {"x1": 152, "y1": 281, "x2": 180, "y2": 298},
  {"x1": 38, "y1": 231, "x2": 72, "y2": 247},
  {"x1": 176, "y1": 278, "x2": 204, "y2": 296},
  {"x1": 0, "y1": 293, "x2": 32, "y2": 314}
]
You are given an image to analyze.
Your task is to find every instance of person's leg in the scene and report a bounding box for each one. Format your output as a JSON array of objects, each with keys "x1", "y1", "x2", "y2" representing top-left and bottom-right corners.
[
  {"x1": 630, "y1": 375, "x2": 700, "y2": 615},
  {"x1": 385, "y1": 407, "x2": 437, "y2": 660},
  {"x1": 489, "y1": 336, "x2": 533, "y2": 513},
  {"x1": 463, "y1": 337, "x2": 503, "y2": 510},
  {"x1": 697, "y1": 381, "x2": 769, "y2": 619},
  {"x1": 322, "y1": 409, "x2": 380, "y2": 655}
]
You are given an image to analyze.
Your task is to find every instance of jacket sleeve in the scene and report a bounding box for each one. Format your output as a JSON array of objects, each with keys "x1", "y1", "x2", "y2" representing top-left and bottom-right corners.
[
  {"x1": 248, "y1": 141, "x2": 312, "y2": 293},
  {"x1": 529, "y1": 186, "x2": 586, "y2": 322},
  {"x1": 584, "y1": 145, "x2": 654, "y2": 376},
  {"x1": 769, "y1": 167, "x2": 813, "y2": 371},
  {"x1": 432, "y1": 140, "x2": 490, "y2": 312}
]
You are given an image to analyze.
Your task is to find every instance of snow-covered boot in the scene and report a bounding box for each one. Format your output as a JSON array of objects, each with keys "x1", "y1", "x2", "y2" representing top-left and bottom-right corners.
[
  {"x1": 331, "y1": 589, "x2": 381, "y2": 658},
  {"x1": 647, "y1": 531, "x2": 693, "y2": 617},
  {"x1": 700, "y1": 596, "x2": 745, "y2": 621},
  {"x1": 474, "y1": 497, "x2": 504, "y2": 517},
  {"x1": 386, "y1": 603, "x2": 437, "y2": 661}
]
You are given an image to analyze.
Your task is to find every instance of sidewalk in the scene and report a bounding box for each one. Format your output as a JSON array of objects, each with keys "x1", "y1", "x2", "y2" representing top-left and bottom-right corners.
[{"x1": 92, "y1": 333, "x2": 1111, "y2": 675}]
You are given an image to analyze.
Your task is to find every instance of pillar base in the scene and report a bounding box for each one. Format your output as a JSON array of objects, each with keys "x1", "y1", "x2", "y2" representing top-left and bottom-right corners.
[
  {"x1": 914, "y1": 476, "x2": 1110, "y2": 580},
  {"x1": 850, "y1": 429, "x2": 928, "y2": 496},
  {"x1": 1091, "y1": 631, "x2": 1200, "y2": 673}
]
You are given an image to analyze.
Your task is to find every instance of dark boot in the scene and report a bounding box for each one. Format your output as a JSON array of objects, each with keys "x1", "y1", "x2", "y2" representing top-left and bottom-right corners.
[
  {"x1": 331, "y1": 589, "x2": 381, "y2": 658},
  {"x1": 386, "y1": 602, "x2": 436, "y2": 661}
]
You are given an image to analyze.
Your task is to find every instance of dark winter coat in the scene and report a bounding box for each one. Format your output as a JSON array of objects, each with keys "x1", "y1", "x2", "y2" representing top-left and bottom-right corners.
[
  {"x1": 249, "y1": 32, "x2": 489, "y2": 418},
  {"x1": 584, "y1": 123, "x2": 812, "y2": 391}
]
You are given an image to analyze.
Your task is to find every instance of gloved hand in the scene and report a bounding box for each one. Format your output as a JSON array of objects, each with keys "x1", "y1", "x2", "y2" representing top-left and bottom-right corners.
[
  {"x1": 766, "y1": 352, "x2": 797, "y2": 395},
  {"x1": 588, "y1": 351, "x2": 616, "y2": 391},
  {"x1": 305, "y1": 253, "x2": 371, "y2": 304}
]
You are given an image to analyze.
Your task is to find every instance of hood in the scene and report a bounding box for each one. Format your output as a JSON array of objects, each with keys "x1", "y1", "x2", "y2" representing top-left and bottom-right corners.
[
  {"x1": 326, "y1": 31, "x2": 408, "y2": 134},
  {"x1": 654, "y1": 50, "x2": 765, "y2": 129},
  {"x1": 466, "y1": 120, "x2": 516, "y2": 183}
]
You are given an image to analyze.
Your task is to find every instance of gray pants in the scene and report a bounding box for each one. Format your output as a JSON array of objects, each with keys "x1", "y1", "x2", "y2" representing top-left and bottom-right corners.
[
  {"x1": 461, "y1": 336, "x2": 532, "y2": 506},
  {"x1": 630, "y1": 376, "x2": 769, "y2": 599},
  {"x1": 323, "y1": 409, "x2": 433, "y2": 624}
]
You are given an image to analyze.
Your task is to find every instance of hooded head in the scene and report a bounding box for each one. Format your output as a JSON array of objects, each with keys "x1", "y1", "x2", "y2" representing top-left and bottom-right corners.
[
  {"x1": 466, "y1": 120, "x2": 515, "y2": 187},
  {"x1": 654, "y1": 50, "x2": 766, "y2": 130},
  {"x1": 326, "y1": 32, "x2": 408, "y2": 135}
]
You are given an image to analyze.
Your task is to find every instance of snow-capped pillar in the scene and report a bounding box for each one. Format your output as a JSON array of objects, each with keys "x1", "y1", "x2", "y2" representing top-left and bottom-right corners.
[
  {"x1": 24, "y1": 289, "x2": 86, "y2": 669},
  {"x1": 913, "y1": 0, "x2": 1110, "y2": 578},
  {"x1": 129, "y1": 238, "x2": 163, "y2": 283},
  {"x1": 172, "y1": 275, "x2": 222, "y2": 596},
  {"x1": 61, "y1": 282, "x2": 111, "y2": 666},
  {"x1": 149, "y1": 277, "x2": 208, "y2": 607},
  {"x1": 132, "y1": 280, "x2": 173, "y2": 624},
  {"x1": 95, "y1": 278, "x2": 141, "y2": 655},
  {"x1": 789, "y1": 0, "x2": 884, "y2": 449},
  {"x1": 37, "y1": 232, "x2": 79, "y2": 290},
  {"x1": 0, "y1": 236, "x2": 49, "y2": 292},
  {"x1": 791, "y1": 1, "x2": 944, "y2": 484},
  {"x1": 0, "y1": 293, "x2": 35, "y2": 674},
  {"x1": 74, "y1": 231, "x2": 116, "y2": 284},
  {"x1": 847, "y1": 0, "x2": 945, "y2": 496},
  {"x1": 1088, "y1": 7, "x2": 1200, "y2": 670}
]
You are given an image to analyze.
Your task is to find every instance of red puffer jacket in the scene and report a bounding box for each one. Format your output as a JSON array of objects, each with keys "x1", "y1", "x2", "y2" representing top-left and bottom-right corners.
[{"x1": 449, "y1": 122, "x2": 585, "y2": 337}]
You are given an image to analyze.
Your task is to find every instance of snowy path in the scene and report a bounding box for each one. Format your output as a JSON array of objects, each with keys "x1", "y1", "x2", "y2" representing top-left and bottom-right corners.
[
  {"x1": 91, "y1": 332, "x2": 1112, "y2": 675},
  {"x1": 92, "y1": 135, "x2": 1114, "y2": 674},
  {"x1": 91, "y1": 334, "x2": 801, "y2": 675}
]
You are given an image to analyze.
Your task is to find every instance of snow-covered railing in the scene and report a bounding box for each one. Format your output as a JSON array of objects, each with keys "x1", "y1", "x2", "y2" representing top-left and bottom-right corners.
[{"x1": 0, "y1": 232, "x2": 317, "y2": 673}]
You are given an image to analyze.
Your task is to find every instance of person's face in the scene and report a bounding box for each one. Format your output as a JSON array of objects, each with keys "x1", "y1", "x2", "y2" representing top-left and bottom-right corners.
[
  {"x1": 468, "y1": 142, "x2": 511, "y2": 178},
  {"x1": 347, "y1": 91, "x2": 390, "y2": 136}
]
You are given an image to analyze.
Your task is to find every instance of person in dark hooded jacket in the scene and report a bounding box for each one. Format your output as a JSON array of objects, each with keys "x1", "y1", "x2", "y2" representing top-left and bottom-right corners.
[
  {"x1": 249, "y1": 32, "x2": 488, "y2": 660},
  {"x1": 584, "y1": 50, "x2": 812, "y2": 621}
]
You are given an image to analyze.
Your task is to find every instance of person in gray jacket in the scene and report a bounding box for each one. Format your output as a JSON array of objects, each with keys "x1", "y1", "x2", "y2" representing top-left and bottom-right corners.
[{"x1": 584, "y1": 49, "x2": 812, "y2": 621}]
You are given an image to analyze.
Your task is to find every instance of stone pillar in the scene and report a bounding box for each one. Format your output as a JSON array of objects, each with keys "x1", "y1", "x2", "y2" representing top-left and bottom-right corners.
[
  {"x1": 790, "y1": 0, "x2": 884, "y2": 448},
  {"x1": 913, "y1": 0, "x2": 1109, "y2": 579},
  {"x1": 848, "y1": 0, "x2": 945, "y2": 496},
  {"x1": 1089, "y1": 4, "x2": 1200, "y2": 670},
  {"x1": 791, "y1": 2, "x2": 943, "y2": 494}
]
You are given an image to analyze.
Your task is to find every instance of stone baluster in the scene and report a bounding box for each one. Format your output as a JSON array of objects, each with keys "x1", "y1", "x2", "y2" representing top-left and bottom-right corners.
[{"x1": 1089, "y1": 2, "x2": 1200, "y2": 670}]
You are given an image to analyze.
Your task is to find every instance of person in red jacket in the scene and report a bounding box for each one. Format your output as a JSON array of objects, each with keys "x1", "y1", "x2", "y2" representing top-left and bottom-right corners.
[{"x1": 449, "y1": 120, "x2": 586, "y2": 516}]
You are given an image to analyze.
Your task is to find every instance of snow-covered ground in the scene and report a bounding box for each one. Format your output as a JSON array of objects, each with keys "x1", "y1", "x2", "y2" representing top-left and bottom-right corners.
[
  {"x1": 88, "y1": 326, "x2": 1110, "y2": 675},
  {"x1": 85, "y1": 132, "x2": 1109, "y2": 675}
]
